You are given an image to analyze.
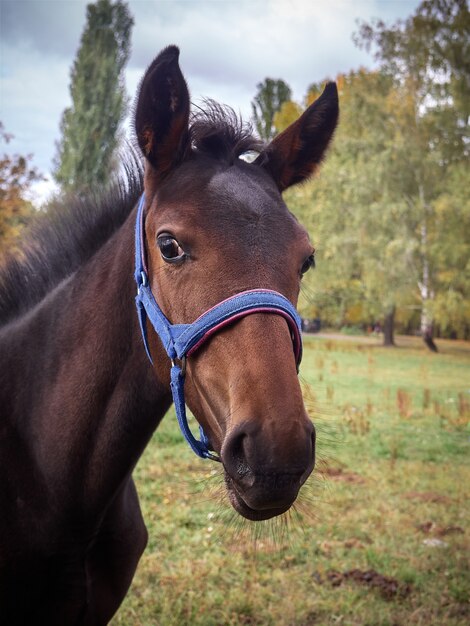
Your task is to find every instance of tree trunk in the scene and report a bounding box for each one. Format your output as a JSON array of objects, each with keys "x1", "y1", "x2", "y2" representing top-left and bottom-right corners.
[
  {"x1": 417, "y1": 184, "x2": 437, "y2": 352},
  {"x1": 383, "y1": 306, "x2": 395, "y2": 347},
  {"x1": 422, "y1": 318, "x2": 438, "y2": 352}
]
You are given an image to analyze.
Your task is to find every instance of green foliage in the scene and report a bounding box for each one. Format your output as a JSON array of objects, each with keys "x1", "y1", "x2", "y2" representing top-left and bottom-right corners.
[
  {"x1": 340, "y1": 325, "x2": 365, "y2": 336},
  {"x1": 273, "y1": 99, "x2": 302, "y2": 134},
  {"x1": 53, "y1": 0, "x2": 133, "y2": 193},
  {"x1": 251, "y1": 78, "x2": 292, "y2": 140},
  {"x1": 355, "y1": 0, "x2": 470, "y2": 124},
  {"x1": 283, "y1": 1, "x2": 470, "y2": 340},
  {"x1": 353, "y1": 0, "x2": 470, "y2": 337},
  {"x1": 0, "y1": 123, "x2": 42, "y2": 254},
  {"x1": 272, "y1": 82, "x2": 331, "y2": 137}
]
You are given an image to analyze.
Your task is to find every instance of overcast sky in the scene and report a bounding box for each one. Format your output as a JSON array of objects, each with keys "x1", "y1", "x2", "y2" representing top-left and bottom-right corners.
[{"x1": 1, "y1": 0, "x2": 421, "y2": 201}]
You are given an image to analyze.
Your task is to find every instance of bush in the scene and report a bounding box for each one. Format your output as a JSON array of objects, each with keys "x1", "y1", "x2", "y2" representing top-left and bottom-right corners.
[{"x1": 340, "y1": 325, "x2": 365, "y2": 336}]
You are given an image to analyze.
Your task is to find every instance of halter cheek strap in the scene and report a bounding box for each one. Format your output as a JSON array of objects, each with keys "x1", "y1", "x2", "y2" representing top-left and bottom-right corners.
[{"x1": 134, "y1": 194, "x2": 303, "y2": 461}]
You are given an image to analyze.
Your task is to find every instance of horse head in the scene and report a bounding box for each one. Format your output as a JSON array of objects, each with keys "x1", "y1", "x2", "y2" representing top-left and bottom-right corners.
[{"x1": 134, "y1": 46, "x2": 338, "y2": 521}]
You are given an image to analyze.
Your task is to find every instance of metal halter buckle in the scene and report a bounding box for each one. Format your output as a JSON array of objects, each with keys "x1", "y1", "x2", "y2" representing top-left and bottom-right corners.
[{"x1": 171, "y1": 356, "x2": 187, "y2": 377}]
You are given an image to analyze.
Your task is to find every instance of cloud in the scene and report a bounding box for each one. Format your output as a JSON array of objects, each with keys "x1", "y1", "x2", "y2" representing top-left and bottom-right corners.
[
  {"x1": 1, "y1": 0, "x2": 87, "y2": 57},
  {"x1": 131, "y1": 1, "x2": 371, "y2": 98},
  {"x1": 1, "y1": 42, "x2": 71, "y2": 174},
  {"x1": 0, "y1": 0, "x2": 421, "y2": 202}
]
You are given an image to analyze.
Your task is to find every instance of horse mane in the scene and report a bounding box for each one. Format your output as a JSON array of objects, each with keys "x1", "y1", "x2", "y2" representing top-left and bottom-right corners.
[
  {"x1": 0, "y1": 102, "x2": 263, "y2": 326},
  {"x1": 190, "y1": 99, "x2": 264, "y2": 162},
  {"x1": 0, "y1": 158, "x2": 143, "y2": 326}
]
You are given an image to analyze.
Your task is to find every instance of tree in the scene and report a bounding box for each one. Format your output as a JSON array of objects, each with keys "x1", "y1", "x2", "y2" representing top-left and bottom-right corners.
[
  {"x1": 265, "y1": 2, "x2": 469, "y2": 343},
  {"x1": 0, "y1": 123, "x2": 43, "y2": 254},
  {"x1": 251, "y1": 78, "x2": 292, "y2": 141},
  {"x1": 287, "y1": 70, "x2": 418, "y2": 346},
  {"x1": 273, "y1": 100, "x2": 302, "y2": 135},
  {"x1": 428, "y1": 161, "x2": 470, "y2": 338},
  {"x1": 272, "y1": 81, "x2": 333, "y2": 135},
  {"x1": 53, "y1": 0, "x2": 133, "y2": 193},
  {"x1": 354, "y1": 0, "x2": 470, "y2": 348}
]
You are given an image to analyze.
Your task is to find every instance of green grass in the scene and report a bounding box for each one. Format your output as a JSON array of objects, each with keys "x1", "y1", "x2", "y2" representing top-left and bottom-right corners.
[{"x1": 111, "y1": 335, "x2": 470, "y2": 626}]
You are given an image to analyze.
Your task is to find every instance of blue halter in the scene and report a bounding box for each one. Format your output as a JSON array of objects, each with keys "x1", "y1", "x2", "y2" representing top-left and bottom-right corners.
[{"x1": 134, "y1": 194, "x2": 303, "y2": 461}]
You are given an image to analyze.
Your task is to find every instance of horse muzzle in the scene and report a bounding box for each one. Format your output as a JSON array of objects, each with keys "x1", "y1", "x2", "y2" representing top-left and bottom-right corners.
[{"x1": 221, "y1": 419, "x2": 316, "y2": 521}]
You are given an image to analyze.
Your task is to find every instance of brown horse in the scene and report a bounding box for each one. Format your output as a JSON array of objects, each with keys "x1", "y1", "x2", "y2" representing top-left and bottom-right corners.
[{"x1": 0, "y1": 46, "x2": 338, "y2": 625}]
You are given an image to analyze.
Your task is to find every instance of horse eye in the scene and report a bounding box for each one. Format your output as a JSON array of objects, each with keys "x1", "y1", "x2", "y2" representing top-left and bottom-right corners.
[
  {"x1": 157, "y1": 235, "x2": 186, "y2": 262},
  {"x1": 300, "y1": 253, "x2": 315, "y2": 276}
]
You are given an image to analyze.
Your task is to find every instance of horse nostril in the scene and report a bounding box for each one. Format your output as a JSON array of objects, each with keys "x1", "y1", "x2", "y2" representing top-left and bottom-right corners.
[
  {"x1": 222, "y1": 423, "x2": 265, "y2": 489},
  {"x1": 223, "y1": 425, "x2": 242, "y2": 459}
]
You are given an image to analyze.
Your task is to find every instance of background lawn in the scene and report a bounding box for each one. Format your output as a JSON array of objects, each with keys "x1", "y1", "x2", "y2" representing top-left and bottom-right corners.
[{"x1": 112, "y1": 335, "x2": 470, "y2": 626}]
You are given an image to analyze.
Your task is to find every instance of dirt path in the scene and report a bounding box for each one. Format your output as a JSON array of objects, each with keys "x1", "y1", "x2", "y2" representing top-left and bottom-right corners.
[{"x1": 305, "y1": 332, "x2": 470, "y2": 355}]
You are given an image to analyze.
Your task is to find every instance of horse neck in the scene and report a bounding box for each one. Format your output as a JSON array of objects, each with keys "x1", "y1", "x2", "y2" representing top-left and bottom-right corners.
[{"x1": 0, "y1": 208, "x2": 172, "y2": 514}]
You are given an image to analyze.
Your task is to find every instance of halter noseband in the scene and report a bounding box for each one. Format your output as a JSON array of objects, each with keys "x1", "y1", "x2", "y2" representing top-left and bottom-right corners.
[{"x1": 134, "y1": 194, "x2": 303, "y2": 461}]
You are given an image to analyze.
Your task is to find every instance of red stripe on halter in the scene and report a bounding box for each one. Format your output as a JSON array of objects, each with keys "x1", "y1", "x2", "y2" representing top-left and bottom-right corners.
[{"x1": 186, "y1": 306, "x2": 302, "y2": 363}]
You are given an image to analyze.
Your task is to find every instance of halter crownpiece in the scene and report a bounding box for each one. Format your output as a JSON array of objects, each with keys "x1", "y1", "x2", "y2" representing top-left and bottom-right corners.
[{"x1": 134, "y1": 194, "x2": 303, "y2": 461}]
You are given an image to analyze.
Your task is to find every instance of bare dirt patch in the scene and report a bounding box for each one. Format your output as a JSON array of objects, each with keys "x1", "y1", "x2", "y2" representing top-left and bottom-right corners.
[
  {"x1": 415, "y1": 521, "x2": 465, "y2": 536},
  {"x1": 321, "y1": 465, "x2": 366, "y2": 484},
  {"x1": 403, "y1": 491, "x2": 453, "y2": 504},
  {"x1": 314, "y1": 568, "x2": 412, "y2": 600}
]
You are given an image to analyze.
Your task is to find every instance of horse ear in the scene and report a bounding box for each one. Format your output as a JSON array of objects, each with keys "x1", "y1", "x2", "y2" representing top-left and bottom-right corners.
[
  {"x1": 135, "y1": 45, "x2": 190, "y2": 181},
  {"x1": 255, "y1": 82, "x2": 339, "y2": 191}
]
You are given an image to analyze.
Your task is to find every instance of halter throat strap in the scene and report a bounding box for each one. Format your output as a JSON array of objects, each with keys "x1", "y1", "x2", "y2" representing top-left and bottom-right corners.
[{"x1": 134, "y1": 194, "x2": 303, "y2": 460}]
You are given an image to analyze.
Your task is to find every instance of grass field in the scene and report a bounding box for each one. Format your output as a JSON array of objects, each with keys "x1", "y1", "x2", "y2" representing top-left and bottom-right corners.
[{"x1": 111, "y1": 335, "x2": 470, "y2": 626}]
